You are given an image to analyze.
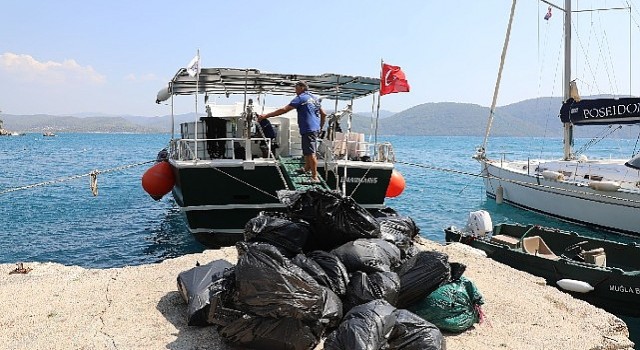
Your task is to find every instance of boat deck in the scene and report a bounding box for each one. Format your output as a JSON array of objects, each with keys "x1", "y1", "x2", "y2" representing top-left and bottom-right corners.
[{"x1": 279, "y1": 156, "x2": 329, "y2": 191}]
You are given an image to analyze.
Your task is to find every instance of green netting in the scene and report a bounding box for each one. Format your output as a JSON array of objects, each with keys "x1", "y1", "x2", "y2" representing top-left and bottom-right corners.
[{"x1": 411, "y1": 276, "x2": 484, "y2": 333}]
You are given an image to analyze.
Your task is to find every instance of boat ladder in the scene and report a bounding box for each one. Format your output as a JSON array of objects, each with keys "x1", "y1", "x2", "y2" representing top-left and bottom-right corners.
[{"x1": 278, "y1": 156, "x2": 329, "y2": 191}]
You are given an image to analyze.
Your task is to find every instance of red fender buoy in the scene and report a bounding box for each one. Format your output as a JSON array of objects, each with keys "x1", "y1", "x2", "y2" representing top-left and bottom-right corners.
[
  {"x1": 142, "y1": 161, "x2": 175, "y2": 200},
  {"x1": 385, "y1": 169, "x2": 406, "y2": 198}
]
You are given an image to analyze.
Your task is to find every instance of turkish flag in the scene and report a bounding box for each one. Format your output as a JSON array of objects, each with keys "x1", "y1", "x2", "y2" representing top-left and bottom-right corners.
[{"x1": 380, "y1": 63, "x2": 410, "y2": 96}]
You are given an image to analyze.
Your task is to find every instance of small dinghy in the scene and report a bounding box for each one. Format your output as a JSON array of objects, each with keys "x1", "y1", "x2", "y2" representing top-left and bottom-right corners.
[{"x1": 445, "y1": 211, "x2": 640, "y2": 317}]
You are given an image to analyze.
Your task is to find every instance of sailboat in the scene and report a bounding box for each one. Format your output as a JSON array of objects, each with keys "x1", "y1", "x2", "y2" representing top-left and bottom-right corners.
[{"x1": 477, "y1": 0, "x2": 640, "y2": 236}]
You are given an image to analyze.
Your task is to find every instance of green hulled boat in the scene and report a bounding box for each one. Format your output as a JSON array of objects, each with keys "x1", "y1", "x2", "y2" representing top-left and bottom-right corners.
[
  {"x1": 152, "y1": 67, "x2": 401, "y2": 247},
  {"x1": 445, "y1": 211, "x2": 640, "y2": 317}
]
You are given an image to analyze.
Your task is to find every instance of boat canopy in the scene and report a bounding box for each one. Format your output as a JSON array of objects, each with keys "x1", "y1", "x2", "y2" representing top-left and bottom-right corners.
[
  {"x1": 156, "y1": 68, "x2": 380, "y2": 103},
  {"x1": 559, "y1": 97, "x2": 640, "y2": 125}
]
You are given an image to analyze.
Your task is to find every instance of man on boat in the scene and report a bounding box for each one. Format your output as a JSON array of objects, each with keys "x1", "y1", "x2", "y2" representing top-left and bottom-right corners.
[{"x1": 258, "y1": 80, "x2": 326, "y2": 183}]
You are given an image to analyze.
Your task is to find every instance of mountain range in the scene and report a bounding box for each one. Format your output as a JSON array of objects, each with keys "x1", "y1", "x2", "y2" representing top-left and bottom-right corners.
[{"x1": 1, "y1": 96, "x2": 636, "y2": 138}]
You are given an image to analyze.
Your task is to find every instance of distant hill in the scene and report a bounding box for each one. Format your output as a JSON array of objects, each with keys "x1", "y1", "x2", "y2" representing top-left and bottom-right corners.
[
  {"x1": 380, "y1": 102, "x2": 551, "y2": 137},
  {"x1": 375, "y1": 109, "x2": 395, "y2": 119},
  {"x1": 2, "y1": 97, "x2": 638, "y2": 138},
  {"x1": 348, "y1": 100, "x2": 562, "y2": 137},
  {"x1": 0, "y1": 113, "x2": 202, "y2": 134},
  {"x1": 1, "y1": 114, "x2": 161, "y2": 133},
  {"x1": 350, "y1": 96, "x2": 638, "y2": 139}
]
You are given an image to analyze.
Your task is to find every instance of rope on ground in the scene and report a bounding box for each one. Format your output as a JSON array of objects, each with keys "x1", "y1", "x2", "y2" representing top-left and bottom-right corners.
[
  {"x1": 0, "y1": 160, "x2": 156, "y2": 196},
  {"x1": 396, "y1": 160, "x2": 640, "y2": 205}
]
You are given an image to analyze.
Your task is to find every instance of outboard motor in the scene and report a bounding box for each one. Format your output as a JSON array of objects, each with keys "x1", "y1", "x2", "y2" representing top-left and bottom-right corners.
[{"x1": 464, "y1": 210, "x2": 492, "y2": 236}]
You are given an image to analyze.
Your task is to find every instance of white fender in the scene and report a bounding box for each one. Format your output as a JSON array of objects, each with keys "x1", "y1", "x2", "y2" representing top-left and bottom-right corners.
[
  {"x1": 495, "y1": 185, "x2": 504, "y2": 204},
  {"x1": 556, "y1": 279, "x2": 594, "y2": 293},
  {"x1": 156, "y1": 86, "x2": 171, "y2": 103},
  {"x1": 588, "y1": 180, "x2": 621, "y2": 192},
  {"x1": 541, "y1": 170, "x2": 565, "y2": 181}
]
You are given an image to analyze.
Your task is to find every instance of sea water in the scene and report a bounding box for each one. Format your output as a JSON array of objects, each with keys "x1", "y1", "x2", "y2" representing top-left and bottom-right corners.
[{"x1": 0, "y1": 133, "x2": 638, "y2": 343}]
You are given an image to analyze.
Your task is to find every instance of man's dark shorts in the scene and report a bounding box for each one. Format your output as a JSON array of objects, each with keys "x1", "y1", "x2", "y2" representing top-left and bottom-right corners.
[{"x1": 301, "y1": 131, "x2": 319, "y2": 156}]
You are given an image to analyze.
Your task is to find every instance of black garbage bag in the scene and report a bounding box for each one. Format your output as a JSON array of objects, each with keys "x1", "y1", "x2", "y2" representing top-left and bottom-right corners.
[
  {"x1": 176, "y1": 259, "x2": 234, "y2": 326},
  {"x1": 343, "y1": 271, "x2": 401, "y2": 312},
  {"x1": 396, "y1": 251, "x2": 452, "y2": 309},
  {"x1": 450, "y1": 262, "x2": 467, "y2": 281},
  {"x1": 291, "y1": 253, "x2": 333, "y2": 290},
  {"x1": 258, "y1": 118, "x2": 277, "y2": 139},
  {"x1": 376, "y1": 214, "x2": 420, "y2": 239},
  {"x1": 377, "y1": 216, "x2": 420, "y2": 260},
  {"x1": 244, "y1": 211, "x2": 311, "y2": 257},
  {"x1": 331, "y1": 238, "x2": 402, "y2": 274},
  {"x1": 207, "y1": 268, "x2": 243, "y2": 328},
  {"x1": 324, "y1": 299, "x2": 397, "y2": 350},
  {"x1": 370, "y1": 206, "x2": 400, "y2": 218},
  {"x1": 219, "y1": 315, "x2": 320, "y2": 350},
  {"x1": 387, "y1": 309, "x2": 445, "y2": 350},
  {"x1": 306, "y1": 250, "x2": 350, "y2": 296},
  {"x1": 234, "y1": 242, "x2": 343, "y2": 326},
  {"x1": 279, "y1": 188, "x2": 381, "y2": 250}
]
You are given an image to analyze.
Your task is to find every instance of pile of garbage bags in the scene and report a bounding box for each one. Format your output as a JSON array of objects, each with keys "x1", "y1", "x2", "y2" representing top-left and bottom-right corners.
[{"x1": 176, "y1": 188, "x2": 485, "y2": 350}]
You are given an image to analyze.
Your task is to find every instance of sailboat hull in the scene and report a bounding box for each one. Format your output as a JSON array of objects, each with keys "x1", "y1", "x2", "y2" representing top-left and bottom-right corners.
[{"x1": 481, "y1": 159, "x2": 640, "y2": 236}]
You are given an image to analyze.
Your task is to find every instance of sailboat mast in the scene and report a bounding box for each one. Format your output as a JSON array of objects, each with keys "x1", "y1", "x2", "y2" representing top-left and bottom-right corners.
[
  {"x1": 562, "y1": 0, "x2": 573, "y2": 160},
  {"x1": 480, "y1": 0, "x2": 517, "y2": 158}
]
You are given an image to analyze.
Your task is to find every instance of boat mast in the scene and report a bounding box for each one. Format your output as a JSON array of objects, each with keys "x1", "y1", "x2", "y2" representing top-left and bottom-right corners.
[
  {"x1": 562, "y1": 0, "x2": 573, "y2": 160},
  {"x1": 480, "y1": 0, "x2": 517, "y2": 159}
]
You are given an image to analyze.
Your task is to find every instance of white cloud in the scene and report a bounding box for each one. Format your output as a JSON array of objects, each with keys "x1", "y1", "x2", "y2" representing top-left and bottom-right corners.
[
  {"x1": 124, "y1": 73, "x2": 158, "y2": 82},
  {"x1": 0, "y1": 52, "x2": 106, "y2": 84}
]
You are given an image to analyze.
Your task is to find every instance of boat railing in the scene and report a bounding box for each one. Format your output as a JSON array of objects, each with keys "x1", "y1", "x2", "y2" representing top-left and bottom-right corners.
[
  {"x1": 376, "y1": 142, "x2": 395, "y2": 162},
  {"x1": 319, "y1": 137, "x2": 394, "y2": 163},
  {"x1": 169, "y1": 137, "x2": 275, "y2": 161}
]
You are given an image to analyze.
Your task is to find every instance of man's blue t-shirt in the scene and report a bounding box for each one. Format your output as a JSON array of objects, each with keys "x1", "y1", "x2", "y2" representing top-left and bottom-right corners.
[{"x1": 289, "y1": 91, "x2": 321, "y2": 134}]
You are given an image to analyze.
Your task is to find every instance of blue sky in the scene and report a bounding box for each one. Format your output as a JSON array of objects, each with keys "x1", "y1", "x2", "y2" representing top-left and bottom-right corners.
[{"x1": 1, "y1": 0, "x2": 639, "y2": 117}]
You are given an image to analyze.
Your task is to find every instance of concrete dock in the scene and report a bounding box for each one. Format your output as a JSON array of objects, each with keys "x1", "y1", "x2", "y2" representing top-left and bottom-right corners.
[{"x1": 0, "y1": 238, "x2": 633, "y2": 350}]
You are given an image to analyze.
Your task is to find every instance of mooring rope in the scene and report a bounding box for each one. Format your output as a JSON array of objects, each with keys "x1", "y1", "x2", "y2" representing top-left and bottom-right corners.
[
  {"x1": 349, "y1": 162, "x2": 376, "y2": 198},
  {"x1": 0, "y1": 160, "x2": 155, "y2": 196},
  {"x1": 208, "y1": 165, "x2": 279, "y2": 200},
  {"x1": 396, "y1": 160, "x2": 482, "y2": 178},
  {"x1": 396, "y1": 160, "x2": 640, "y2": 205}
]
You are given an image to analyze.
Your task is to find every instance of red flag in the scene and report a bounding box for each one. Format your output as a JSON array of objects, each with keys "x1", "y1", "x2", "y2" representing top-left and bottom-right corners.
[{"x1": 380, "y1": 63, "x2": 410, "y2": 96}]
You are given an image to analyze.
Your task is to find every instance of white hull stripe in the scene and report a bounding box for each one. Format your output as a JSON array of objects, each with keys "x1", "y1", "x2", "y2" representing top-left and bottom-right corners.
[
  {"x1": 180, "y1": 203, "x2": 386, "y2": 212},
  {"x1": 180, "y1": 203, "x2": 286, "y2": 211},
  {"x1": 189, "y1": 228, "x2": 245, "y2": 234}
]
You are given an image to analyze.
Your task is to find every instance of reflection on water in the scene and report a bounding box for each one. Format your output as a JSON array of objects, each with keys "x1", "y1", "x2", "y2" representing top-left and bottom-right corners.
[{"x1": 143, "y1": 205, "x2": 207, "y2": 263}]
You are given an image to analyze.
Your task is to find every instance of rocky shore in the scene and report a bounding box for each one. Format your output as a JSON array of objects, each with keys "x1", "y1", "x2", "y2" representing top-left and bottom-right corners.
[{"x1": 0, "y1": 237, "x2": 634, "y2": 350}]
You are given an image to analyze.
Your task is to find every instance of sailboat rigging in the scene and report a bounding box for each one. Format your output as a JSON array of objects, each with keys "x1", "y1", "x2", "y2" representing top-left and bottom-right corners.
[{"x1": 478, "y1": 0, "x2": 640, "y2": 236}]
